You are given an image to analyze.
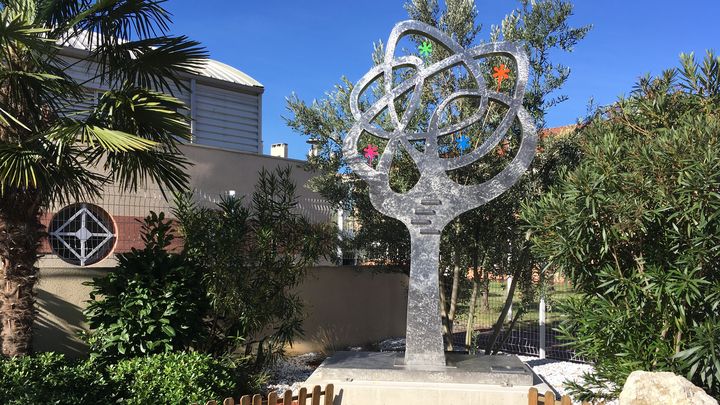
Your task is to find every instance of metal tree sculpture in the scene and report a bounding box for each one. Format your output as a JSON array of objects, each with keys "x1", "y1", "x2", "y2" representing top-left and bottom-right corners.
[{"x1": 342, "y1": 20, "x2": 537, "y2": 367}]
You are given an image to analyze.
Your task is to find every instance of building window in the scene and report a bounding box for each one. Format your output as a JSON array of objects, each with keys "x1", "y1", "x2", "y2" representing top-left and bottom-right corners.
[{"x1": 48, "y1": 203, "x2": 116, "y2": 266}]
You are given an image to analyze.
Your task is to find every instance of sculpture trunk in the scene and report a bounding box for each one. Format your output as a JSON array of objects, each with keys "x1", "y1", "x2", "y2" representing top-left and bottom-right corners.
[{"x1": 404, "y1": 230, "x2": 445, "y2": 367}]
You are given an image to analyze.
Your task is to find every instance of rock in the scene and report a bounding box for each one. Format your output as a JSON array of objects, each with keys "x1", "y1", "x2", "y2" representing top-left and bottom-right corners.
[{"x1": 619, "y1": 371, "x2": 718, "y2": 405}]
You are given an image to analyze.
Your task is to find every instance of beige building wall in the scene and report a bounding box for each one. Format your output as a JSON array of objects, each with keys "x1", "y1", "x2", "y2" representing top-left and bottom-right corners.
[
  {"x1": 33, "y1": 266, "x2": 408, "y2": 357},
  {"x1": 289, "y1": 267, "x2": 408, "y2": 354},
  {"x1": 33, "y1": 145, "x2": 406, "y2": 356}
]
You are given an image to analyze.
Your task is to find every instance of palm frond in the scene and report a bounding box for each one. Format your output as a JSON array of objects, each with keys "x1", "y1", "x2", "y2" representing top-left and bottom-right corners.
[
  {"x1": 91, "y1": 87, "x2": 191, "y2": 144},
  {"x1": 45, "y1": 119, "x2": 158, "y2": 152},
  {"x1": 0, "y1": 10, "x2": 54, "y2": 60},
  {"x1": 0, "y1": 139, "x2": 104, "y2": 201},
  {"x1": 37, "y1": 0, "x2": 92, "y2": 37},
  {"x1": 68, "y1": 0, "x2": 171, "y2": 43},
  {"x1": 93, "y1": 35, "x2": 207, "y2": 92},
  {"x1": 104, "y1": 146, "x2": 190, "y2": 197}
]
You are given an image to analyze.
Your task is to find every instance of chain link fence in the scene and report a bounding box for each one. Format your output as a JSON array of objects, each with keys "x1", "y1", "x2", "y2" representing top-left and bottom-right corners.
[{"x1": 449, "y1": 276, "x2": 583, "y2": 361}]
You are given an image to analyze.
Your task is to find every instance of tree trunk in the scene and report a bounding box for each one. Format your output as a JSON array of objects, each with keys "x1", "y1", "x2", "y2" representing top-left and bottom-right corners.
[
  {"x1": 465, "y1": 268, "x2": 479, "y2": 348},
  {"x1": 0, "y1": 192, "x2": 43, "y2": 357},
  {"x1": 481, "y1": 269, "x2": 490, "y2": 311},
  {"x1": 465, "y1": 248, "x2": 483, "y2": 348},
  {"x1": 439, "y1": 272, "x2": 451, "y2": 349},
  {"x1": 484, "y1": 246, "x2": 529, "y2": 355}
]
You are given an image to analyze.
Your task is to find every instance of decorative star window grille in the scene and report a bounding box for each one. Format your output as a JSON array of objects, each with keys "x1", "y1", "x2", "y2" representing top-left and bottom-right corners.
[{"x1": 49, "y1": 203, "x2": 116, "y2": 266}]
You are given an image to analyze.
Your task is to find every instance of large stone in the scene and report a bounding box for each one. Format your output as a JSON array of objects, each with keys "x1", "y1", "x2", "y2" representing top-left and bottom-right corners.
[{"x1": 618, "y1": 371, "x2": 718, "y2": 405}]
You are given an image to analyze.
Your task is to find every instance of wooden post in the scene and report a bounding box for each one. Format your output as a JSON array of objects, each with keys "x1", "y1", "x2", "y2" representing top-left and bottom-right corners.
[
  {"x1": 283, "y1": 389, "x2": 293, "y2": 405},
  {"x1": 252, "y1": 394, "x2": 262, "y2": 405},
  {"x1": 268, "y1": 392, "x2": 278, "y2": 405},
  {"x1": 528, "y1": 387, "x2": 539, "y2": 405},
  {"x1": 240, "y1": 395, "x2": 251, "y2": 405},
  {"x1": 324, "y1": 384, "x2": 334, "y2": 405},
  {"x1": 544, "y1": 391, "x2": 555, "y2": 405},
  {"x1": 222, "y1": 398, "x2": 234, "y2": 405},
  {"x1": 311, "y1": 385, "x2": 321, "y2": 405},
  {"x1": 298, "y1": 387, "x2": 307, "y2": 405},
  {"x1": 560, "y1": 395, "x2": 571, "y2": 405}
]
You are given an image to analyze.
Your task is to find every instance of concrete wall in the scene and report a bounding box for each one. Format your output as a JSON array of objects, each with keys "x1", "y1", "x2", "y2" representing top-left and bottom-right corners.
[
  {"x1": 33, "y1": 266, "x2": 408, "y2": 357},
  {"x1": 290, "y1": 267, "x2": 408, "y2": 354}
]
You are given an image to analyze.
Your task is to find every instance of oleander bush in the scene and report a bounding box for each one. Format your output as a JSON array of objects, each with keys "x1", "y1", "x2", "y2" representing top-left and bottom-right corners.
[{"x1": 523, "y1": 51, "x2": 720, "y2": 400}]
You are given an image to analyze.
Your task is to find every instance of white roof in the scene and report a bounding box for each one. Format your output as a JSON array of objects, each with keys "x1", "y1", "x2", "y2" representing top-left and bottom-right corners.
[{"x1": 60, "y1": 32, "x2": 263, "y2": 88}]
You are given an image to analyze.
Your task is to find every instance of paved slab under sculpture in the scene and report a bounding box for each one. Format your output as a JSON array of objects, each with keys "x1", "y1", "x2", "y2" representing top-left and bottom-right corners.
[{"x1": 342, "y1": 20, "x2": 537, "y2": 368}]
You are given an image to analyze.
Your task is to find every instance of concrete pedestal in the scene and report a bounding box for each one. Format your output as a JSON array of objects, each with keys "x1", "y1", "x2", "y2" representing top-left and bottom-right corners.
[{"x1": 305, "y1": 351, "x2": 536, "y2": 405}]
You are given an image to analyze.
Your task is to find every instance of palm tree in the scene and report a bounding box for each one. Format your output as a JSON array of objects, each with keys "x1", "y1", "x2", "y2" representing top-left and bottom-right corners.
[{"x1": 0, "y1": 0, "x2": 207, "y2": 357}]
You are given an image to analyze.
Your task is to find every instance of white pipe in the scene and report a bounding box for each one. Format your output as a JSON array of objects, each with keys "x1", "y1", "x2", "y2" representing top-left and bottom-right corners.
[{"x1": 539, "y1": 295, "x2": 546, "y2": 359}]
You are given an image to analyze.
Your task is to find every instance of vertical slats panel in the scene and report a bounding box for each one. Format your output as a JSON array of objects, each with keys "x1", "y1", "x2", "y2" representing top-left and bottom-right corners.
[
  {"x1": 324, "y1": 384, "x2": 334, "y2": 405},
  {"x1": 298, "y1": 387, "x2": 307, "y2": 405},
  {"x1": 194, "y1": 83, "x2": 260, "y2": 153}
]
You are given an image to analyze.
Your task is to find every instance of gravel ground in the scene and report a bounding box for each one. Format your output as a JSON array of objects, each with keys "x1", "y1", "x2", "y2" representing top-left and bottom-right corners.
[
  {"x1": 266, "y1": 352, "x2": 325, "y2": 395},
  {"x1": 267, "y1": 340, "x2": 617, "y2": 404}
]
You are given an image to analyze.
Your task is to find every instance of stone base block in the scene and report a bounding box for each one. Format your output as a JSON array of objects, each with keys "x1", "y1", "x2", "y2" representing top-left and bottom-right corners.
[{"x1": 305, "y1": 351, "x2": 536, "y2": 405}]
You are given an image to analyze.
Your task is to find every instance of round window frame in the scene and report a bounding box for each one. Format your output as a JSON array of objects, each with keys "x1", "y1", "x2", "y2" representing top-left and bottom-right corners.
[{"x1": 48, "y1": 203, "x2": 117, "y2": 266}]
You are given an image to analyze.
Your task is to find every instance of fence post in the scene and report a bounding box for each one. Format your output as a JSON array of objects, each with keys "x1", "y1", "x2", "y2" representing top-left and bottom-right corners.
[
  {"x1": 528, "y1": 387, "x2": 539, "y2": 405},
  {"x1": 324, "y1": 384, "x2": 334, "y2": 405},
  {"x1": 539, "y1": 294, "x2": 546, "y2": 359},
  {"x1": 283, "y1": 390, "x2": 293, "y2": 405},
  {"x1": 311, "y1": 385, "x2": 321, "y2": 405},
  {"x1": 506, "y1": 275, "x2": 513, "y2": 322}
]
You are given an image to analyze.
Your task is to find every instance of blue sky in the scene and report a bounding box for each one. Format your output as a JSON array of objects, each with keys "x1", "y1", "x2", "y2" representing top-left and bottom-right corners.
[{"x1": 166, "y1": 1, "x2": 719, "y2": 160}]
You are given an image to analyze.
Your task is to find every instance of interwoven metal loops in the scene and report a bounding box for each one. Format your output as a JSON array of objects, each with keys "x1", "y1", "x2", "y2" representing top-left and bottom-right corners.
[{"x1": 344, "y1": 20, "x2": 532, "y2": 178}]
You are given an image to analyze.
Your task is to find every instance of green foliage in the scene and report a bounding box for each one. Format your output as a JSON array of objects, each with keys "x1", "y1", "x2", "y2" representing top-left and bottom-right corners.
[
  {"x1": 0, "y1": 352, "x2": 111, "y2": 404},
  {"x1": 523, "y1": 51, "x2": 720, "y2": 400},
  {"x1": 175, "y1": 166, "x2": 335, "y2": 364},
  {"x1": 0, "y1": 0, "x2": 207, "y2": 358},
  {"x1": 0, "y1": 0, "x2": 207, "y2": 202},
  {"x1": 0, "y1": 351, "x2": 260, "y2": 405},
  {"x1": 83, "y1": 212, "x2": 206, "y2": 361},
  {"x1": 108, "y1": 352, "x2": 259, "y2": 405}
]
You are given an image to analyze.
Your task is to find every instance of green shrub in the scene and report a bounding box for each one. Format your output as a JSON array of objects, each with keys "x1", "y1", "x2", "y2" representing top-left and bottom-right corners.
[
  {"x1": 83, "y1": 212, "x2": 206, "y2": 361},
  {"x1": 175, "y1": 166, "x2": 335, "y2": 363},
  {"x1": 0, "y1": 352, "x2": 111, "y2": 404},
  {"x1": 523, "y1": 51, "x2": 720, "y2": 400},
  {"x1": 108, "y1": 352, "x2": 258, "y2": 404}
]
